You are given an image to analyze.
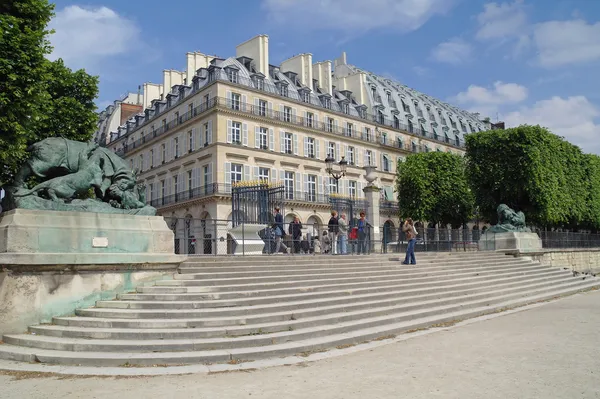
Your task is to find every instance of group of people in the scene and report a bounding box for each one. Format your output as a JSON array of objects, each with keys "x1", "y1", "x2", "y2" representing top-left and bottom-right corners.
[{"x1": 270, "y1": 208, "x2": 370, "y2": 255}]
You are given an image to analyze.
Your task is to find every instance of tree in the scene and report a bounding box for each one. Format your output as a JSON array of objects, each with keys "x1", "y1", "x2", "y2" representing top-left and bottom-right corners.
[
  {"x1": 0, "y1": 0, "x2": 99, "y2": 185},
  {"x1": 465, "y1": 125, "x2": 589, "y2": 228},
  {"x1": 396, "y1": 152, "x2": 474, "y2": 228}
]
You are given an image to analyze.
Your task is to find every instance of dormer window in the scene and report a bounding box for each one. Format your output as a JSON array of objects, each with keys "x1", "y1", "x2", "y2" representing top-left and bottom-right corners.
[
  {"x1": 280, "y1": 84, "x2": 288, "y2": 97},
  {"x1": 227, "y1": 68, "x2": 239, "y2": 84},
  {"x1": 343, "y1": 103, "x2": 350, "y2": 114},
  {"x1": 254, "y1": 76, "x2": 264, "y2": 91},
  {"x1": 321, "y1": 96, "x2": 331, "y2": 109},
  {"x1": 386, "y1": 91, "x2": 392, "y2": 103}
]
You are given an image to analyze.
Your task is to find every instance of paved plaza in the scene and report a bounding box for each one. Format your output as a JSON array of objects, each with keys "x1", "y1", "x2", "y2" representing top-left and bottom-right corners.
[{"x1": 1, "y1": 289, "x2": 599, "y2": 399}]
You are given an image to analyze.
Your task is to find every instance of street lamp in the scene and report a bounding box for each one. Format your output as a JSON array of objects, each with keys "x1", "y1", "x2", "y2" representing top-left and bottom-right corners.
[{"x1": 325, "y1": 156, "x2": 348, "y2": 181}]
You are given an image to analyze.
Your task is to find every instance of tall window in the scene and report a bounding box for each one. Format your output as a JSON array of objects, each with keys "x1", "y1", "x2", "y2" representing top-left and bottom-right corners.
[
  {"x1": 204, "y1": 94, "x2": 210, "y2": 107},
  {"x1": 343, "y1": 103, "x2": 350, "y2": 114},
  {"x1": 231, "y1": 163, "x2": 243, "y2": 183},
  {"x1": 258, "y1": 99, "x2": 267, "y2": 116},
  {"x1": 280, "y1": 85, "x2": 288, "y2": 97},
  {"x1": 327, "y1": 142, "x2": 336, "y2": 159},
  {"x1": 204, "y1": 122, "x2": 210, "y2": 145},
  {"x1": 328, "y1": 177, "x2": 338, "y2": 194},
  {"x1": 173, "y1": 175, "x2": 179, "y2": 197},
  {"x1": 230, "y1": 93, "x2": 241, "y2": 110},
  {"x1": 161, "y1": 143, "x2": 166, "y2": 163},
  {"x1": 346, "y1": 122, "x2": 353, "y2": 137},
  {"x1": 307, "y1": 137, "x2": 315, "y2": 158},
  {"x1": 227, "y1": 69, "x2": 238, "y2": 83},
  {"x1": 150, "y1": 149, "x2": 154, "y2": 168},
  {"x1": 160, "y1": 180, "x2": 165, "y2": 199},
  {"x1": 306, "y1": 112, "x2": 314, "y2": 128},
  {"x1": 284, "y1": 171, "x2": 294, "y2": 199},
  {"x1": 366, "y1": 150, "x2": 373, "y2": 166},
  {"x1": 187, "y1": 170, "x2": 193, "y2": 194},
  {"x1": 364, "y1": 127, "x2": 372, "y2": 141},
  {"x1": 138, "y1": 154, "x2": 143, "y2": 171},
  {"x1": 348, "y1": 181, "x2": 357, "y2": 198},
  {"x1": 188, "y1": 130, "x2": 193, "y2": 152},
  {"x1": 203, "y1": 165, "x2": 211, "y2": 193},
  {"x1": 307, "y1": 175, "x2": 316, "y2": 201},
  {"x1": 408, "y1": 120, "x2": 414, "y2": 133},
  {"x1": 174, "y1": 137, "x2": 180, "y2": 158},
  {"x1": 283, "y1": 106, "x2": 292, "y2": 122},
  {"x1": 188, "y1": 103, "x2": 194, "y2": 116},
  {"x1": 383, "y1": 155, "x2": 390, "y2": 172},
  {"x1": 258, "y1": 167, "x2": 270, "y2": 182},
  {"x1": 302, "y1": 91, "x2": 310, "y2": 103},
  {"x1": 255, "y1": 77, "x2": 264, "y2": 91},
  {"x1": 231, "y1": 121, "x2": 241, "y2": 144},
  {"x1": 347, "y1": 146, "x2": 355, "y2": 165},
  {"x1": 327, "y1": 117, "x2": 334, "y2": 133},
  {"x1": 258, "y1": 127, "x2": 268, "y2": 149},
  {"x1": 284, "y1": 132, "x2": 293, "y2": 154}
]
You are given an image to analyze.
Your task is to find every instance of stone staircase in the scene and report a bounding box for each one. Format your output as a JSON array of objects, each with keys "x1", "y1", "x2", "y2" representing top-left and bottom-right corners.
[{"x1": 0, "y1": 252, "x2": 598, "y2": 367}]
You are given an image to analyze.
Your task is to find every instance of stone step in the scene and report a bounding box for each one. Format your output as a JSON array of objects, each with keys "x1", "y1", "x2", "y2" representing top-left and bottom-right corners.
[
  {"x1": 39, "y1": 272, "x2": 573, "y2": 339},
  {"x1": 176, "y1": 257, "x2": 523, "y2": 276},
  {"x1": 154, "y1": 260, "x2": 531, "y2": 289},
  {"x1": 117, "y1": 269, "x2": 569, "y2": 306},
  {"x1": 76, "y1": 271, "x2": 571, "y2": 325},
  {"x1": 135, "y1": 264, "x2": 554, "y2": 296},
  {"x1": 2, "y1": 280, "x2": 598, "y2": 366}
]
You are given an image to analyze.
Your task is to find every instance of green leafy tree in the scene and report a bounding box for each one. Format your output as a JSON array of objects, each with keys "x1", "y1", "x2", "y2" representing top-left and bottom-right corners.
[
  {"x1": 0, "y1": 0, "x2": 99, "y2": 185},
  {"x1": 396, "y1": 152, "x2": 474, "y2": 228},
  {"x1": 582, "y1": 154, "x2": 600, "y2": 231},
  {"x1": 465, "y1": 125, "x2": 588, "y2": 228}
]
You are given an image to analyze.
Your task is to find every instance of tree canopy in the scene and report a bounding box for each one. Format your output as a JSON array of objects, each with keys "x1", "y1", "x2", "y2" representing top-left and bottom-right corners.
[
  {"x1": 465, "y1": 125, "x2": 598, "y2": 229},
  {"x1": 0, "y1": 0, "x2": 99, "y2": 185},
  {"x1": 396, "y1": 151, "x2": 474, "y2": 228}
]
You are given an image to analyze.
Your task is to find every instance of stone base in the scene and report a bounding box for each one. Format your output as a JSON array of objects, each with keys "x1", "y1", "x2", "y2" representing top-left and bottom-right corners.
[
  {"x1": 229, "y1": 224, "x2": 266, "y2": 255},
  {"x1": 479, "y1": 231, "x2": 543, "y2": 253},
  {"x1": 0, "y1": 209, "x2": 174, "y2": 257}
]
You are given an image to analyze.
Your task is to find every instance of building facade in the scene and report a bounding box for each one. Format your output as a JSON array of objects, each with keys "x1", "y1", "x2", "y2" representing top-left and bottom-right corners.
[{"x1": 101, "y1": 35, "x2": 490, "y2": 254}]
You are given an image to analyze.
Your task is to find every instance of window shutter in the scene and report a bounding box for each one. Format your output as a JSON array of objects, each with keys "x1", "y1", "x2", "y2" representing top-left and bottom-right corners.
[
  {"x1": 224, "y1": 162, "x2": 231, "y2": 187},
  {"x1": 271, "y1": 168, "x2": 277, "y2": 183},
  {"x1": 193, "y1": 168, "x2": 200, "y2": 190},
  {"x1": 372, "y1": 150, "x2": 378, "y2": 167},
  {"x1": 243, "y1": 165, "x2": 250, "y2": 181},
  {"x1": 340, "y1": 179, "x2": 346, "y2": 196},
  {"x1": 196, "y1": 126, "x2": 203, "y2": 148},
  {"x1": 303, "y1": 174, "x2": 309, "y2": 199},
  {"x1": 206, "y1": 163, "x2": 213, "y2": 185},
  {"x1": 356, "y1": 147, "x2": 363, "y2": 167},
  {"x1": 207, "y1": 120, "x2": 213, "y2": 144},
  {"x1": 343, "y1": 144, "x2": 348, "y2": 162},
  {"x1": 280, "y1": 130, "x2": 285, "y2": 153},
  {"x1": 363, "y1": 149, "x2": 368, "y2": 166},
  {"x1": 153, "y1": 146, "x2": 159, "y2": 166},
  {"x1": 303, "y1": 137, "x2": 308, "y2": 157},
  {"x1": 318, "y1": 175, "x2": 323, "y2": 195},
  {"x1": 358, "y1": 182, "x2": 364, "y2": 198},
  {"x1": 254, "y1": 98, "x2": 259, "y2": 115},
  {"x1": 303, "y1": 111, "x2": 308, "y2": 126},
  {"x1": 336, "y1": 143, "x2": 341, "y2": 161},
  {"x1": 295, "y1": 172, "x2": 302, "y2": 193},
  {"x1": 241, "y1": 94, "x2": 247, "y2": 111},
  {"x1": 292, "y1": 108, "x2": 297, "y2": 123},
  {"x1": 324, "y1": 177, "x2": 329, "y2": 194},
  {"x1": 334, "y1": 119, "x2": 338, "y2": 133},
  {"x1": 191, "y1": 128, "x2": 196, "y2": 152},
  {"x1": 269, "y1": 128, "x2": 275, "y2": 151},
  {"x1": 279, "y1": 170, "x2": 285, "y2": 183},
  {"x1": 279, "y1": 104, "x2": 284, "y2": 121},
  {"x1": 178, "y1": 173, "x2": 185, "y2": 193},
  {"x1": 314, "y1": 113, "x2": 319, "y2": 126},
  {"x1": 254, "y1": 166, "x2": 259, "y2": 181},
  {"x1": 381, "y1": 153, "x2": 385, "y2": 169},
  {"x1": 179, "y1": 133, "x2": 185, "y2": 155},
  {"x1": 226, "y1": 90, "x2": 232, "y2": 107},
  {"x1": 242, "y1": 123, "x2": 248, "y2": 146},
  {"x1": 268, "y1": 101, "x2": 273, "y2": 116},
  {"x1": 293, "y1": 134, "x2": 299, "y2": 156},
  {"x1": 165, "y1": 176, "x2": 172, "y2": 196},
  {"x1": 255, "y1": 126, "x2": 260, "y2": 148},
  {"x1": 315, "y1": 139, "x2": 320, "y2": 159},
  {"x1": 226, "y1": 120, "x2": 233, "y2": 143}
]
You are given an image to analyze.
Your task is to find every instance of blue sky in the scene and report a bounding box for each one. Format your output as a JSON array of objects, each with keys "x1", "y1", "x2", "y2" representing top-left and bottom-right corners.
[{"x1": 48, "y1": 0, "x2": 600, "y2": 153}]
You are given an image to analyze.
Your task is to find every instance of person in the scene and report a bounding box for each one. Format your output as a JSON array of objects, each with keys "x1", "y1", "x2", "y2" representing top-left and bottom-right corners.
[
  {"x1": 349, "y1": 226, "x2": 358, "y2": 254},
  {"x1": 300, "y1": 234, "x2": 310, "y2": 254},
  {"x1": 402, "y1": 218, "x2": 417, "y2": 265},
  {"x1": 288, "y1": 216, "x2": 303, "y2": 254},
  {"x1": 337, "y1": 213, "x2": 348, "y2": 255},
  {"x1": 357, "y1": 212, "x2": 368, "y2": 255},
  {"x1": 322, "y1": 230, "x2": 331, "y2": 254},
  {"x1": 272, "y1": 207, "x2": 290, "y2": 254},
  {"x1": 313, "y1": 236, "x2": 322, "y2": 254},
  {"x1": 328, "y1": 211, "x2": 339, "y2": 255}
]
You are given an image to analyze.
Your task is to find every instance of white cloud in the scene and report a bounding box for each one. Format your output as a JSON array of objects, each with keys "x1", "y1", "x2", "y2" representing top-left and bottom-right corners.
[
  {"x1": 262, "y1": 0, "x2": 455, "y2": 34},
  {"x1": 48, "y1": 6, "x2": 141, "y2": 70},
  {"x1": 504, "y1": 96, "x2": 600, "y2": 154},
  {"x1": 430, "y1": 38, "x2": 472, "y2": 65},
  {"x1": 533, "y1": 19, "x2": 600, "y2": 68},
  {"x1": 475, "y1": 0, "x2": 527, "y2": 41},
  {"x1": 454, "y1": 81, "x2": 528, "y2": 105},
  {"x1": 412, "y1": 66, "x2": 431, "y2": 77}
]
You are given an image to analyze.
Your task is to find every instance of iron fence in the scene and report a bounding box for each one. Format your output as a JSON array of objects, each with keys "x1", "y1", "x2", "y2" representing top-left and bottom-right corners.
[
  {"x1": 532, "y1": 229, "x2": 600, "y2": 249},
  {"x1": 381, "y1": 227, "x2": 496, "y2": 253}
]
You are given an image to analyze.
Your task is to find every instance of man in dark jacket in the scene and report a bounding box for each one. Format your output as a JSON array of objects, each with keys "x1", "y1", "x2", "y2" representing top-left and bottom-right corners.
[
  {"x1": 272, "y1": 207, "x2": 290, "y2": 254},
  {"x1": 288, "y1": 216, "x2": 303, "y2": 254},
  {"x1": 328, "y1": 210, "x2": 339, "y2": 254}
]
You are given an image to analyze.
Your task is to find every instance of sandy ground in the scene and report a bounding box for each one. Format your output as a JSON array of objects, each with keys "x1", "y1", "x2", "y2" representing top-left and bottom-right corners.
[{"x1": 1, "y1": 290, "x2": 599, "y2": 399}]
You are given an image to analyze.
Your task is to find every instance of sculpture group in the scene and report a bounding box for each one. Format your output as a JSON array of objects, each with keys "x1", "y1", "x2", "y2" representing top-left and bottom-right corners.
[{"x1": 2, "y1": 137, "x2": 155, "y2": 215}]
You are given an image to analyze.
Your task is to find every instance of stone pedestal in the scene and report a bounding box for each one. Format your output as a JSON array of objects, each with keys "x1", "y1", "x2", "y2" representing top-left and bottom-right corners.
[
  {"x1": 363, "y1": 185, "x2": 381, "y2": 253},
  {"x1": 478, "y1": 231, "x2": 543, "y2": 253},
  {"x1": 229, "y1": 223, "x2": 266, "y2": 255}
]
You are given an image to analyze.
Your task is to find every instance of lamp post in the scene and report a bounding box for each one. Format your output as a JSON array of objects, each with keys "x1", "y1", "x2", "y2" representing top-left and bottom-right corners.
[{"x1": 325, "y1": 156, "x2": 348, "y2": 181}]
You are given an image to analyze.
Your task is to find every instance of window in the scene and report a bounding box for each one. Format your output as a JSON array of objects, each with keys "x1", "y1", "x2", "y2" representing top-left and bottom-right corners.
[
  {"x1": 327, "y1": 142, "x2": 336, "y2": 159},
  {"x1": 371, "y1": 86, "x2": 376, "y2": 97},
  {"x1": 162, "y1": 119, "x2": 167, "y2": 130},
  {"x1": 174, "y1": 137, "x2": 180, "y2": 158},
  {"x1": 366, "y1": 150, "x2": 373, "y2": 165},
  {"x1": 381, "y1": 133, "x2": 387, "y2": 145},
  {"x1": 327, "y1": 117, "x2": 334, "y2": 133},
  {"x1": 204, "y1": 123, "x2": 210, "y2": 145},
  {"x1": 231, "y1": 163, "x2": 243, "y2": 183},
  {"x1": 280, "y1": 84, "x2": 289, "y2": 97},
  {"x1": 227, "y1": 69, "x2": 239, "y2": 83},
  {"x1": 306, "y1": 112, "x2": 314, "y2": 128},
  {"x1": 394, "y1": 115, "x2": 400, "y2": 129},
  {"x1": 378, "y1": 110, "x2": 385, "y2": 124},
  {"x1": 383, "y1": 155, "x2": 390, "y2": 172},
  {"x1": 307, "y1": 175, "x2": 316, "y2": 201},
  {"x1": 161, "y1": 143, "x2": 166, "y2": 163},
  {"x1": 408, "y1": 120, "x2": 414, "y2": 133},
  {"x1": 302, "y1": 91, "x2": 310, "y2": 103},
  {"x1": 402, "y1": 101, "x2": 410, "y2": 113},
  {"x1": 284, "y1": 132, "x2": 293, "y2": 154},
  {"x1": 204, "y1": 94, "x2": 210, "y2": 107},
  {"x1": 258, "y1": 127, "x2": 268, "y2": 149},
  {"x1": 397, "y1": 137, "x2": 404, "y2": 149},
  {"x1": 417, "y1": 107, "x2": 424, "y2": 118},
  {"x1": 231, "y1": 121, "x2": 241, "y2": 144},
  {"x1": 230, "y1": 93, "x2": 241, "y2": 110},
  {"x1": 255, "y1": 77, "x2": 264, "y2": 91},
  {"x1": 343, "y1": 103, "x2": 350, "y2": 114},
  {"x1": 283, "y1": 106, "x2": 292, "y2": 123},
  {"x1": 203, "y1": 165, "x2": 212, "y2": 193},
  {"x1": 173, "y1": 175, "x2": 179, "y2": 197},
  {"x1": 412, "y1": 142, "x2": 418, "y2": 152},
  {"x1": 328, "y1": 177, "x2": 338, "y2": 194},
  {"x1": 450, "y1": 118, "x2": 457, "y2": 129},
  {"x1": 461, "y1": 123, "x2": 467, "y2": 133},
  {"x1": 149, "y1": 183, "x2": 154, "y2": 201},
  {"x1": 323, "y1": 97, "x2": 331, "y2": 109},
  {"x1": 258, "y1": 99, "x2": 267, "y2": 116},
  {"x1": 188, "y1": 131, "x2": 193, "y2": 152},
  {"x1": 307, "y1": 137, "x2": 315, "y2": 158},
  {"x1": 429, "y1": 111, "x2": 436, "y2": 121},
  {"x1": 441, "y1": 114, "x2": 447, "y2": 126},
  {"x1": 347, "y1": 146, "x2": 355, "y2": 165},
  {"x1": 174, "y1": 111, "x2": 179, "y2": 124},
  {"x1": 188, "y1": 103, "x2": 194, "y2": 116},
  {"x1": 348, "y1": 181, "x2": 357, "y2": 198},
  {"x1": 160, "y1": 180, "x2": 165, "y2": 199},
  {"x1": 284, "y1": 171, "x2": 294, "y2": 199},
  {"x1": 150, "y1": 149, "x2": 154, "y2": 168},
  {"x1": 187, "y1": 170, "x2": 193, "y2": 194},
  {"x1": 258, "y1": 167, "x2": 270, "y2": 182},
  {"x1": 346, "y1": 122, "x2": 353, "y2": 137},
  {"x1": 387, "y1": 92, "x2": 392, "y2": 103},
  {"x1": 364, "y1": 127, "x2": 372, "y2": 141}
]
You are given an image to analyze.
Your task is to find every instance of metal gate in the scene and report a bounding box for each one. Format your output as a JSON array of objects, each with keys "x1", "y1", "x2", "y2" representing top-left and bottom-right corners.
[{"x1": 231, "y1": 182, "x2": 285, "y2": 225}]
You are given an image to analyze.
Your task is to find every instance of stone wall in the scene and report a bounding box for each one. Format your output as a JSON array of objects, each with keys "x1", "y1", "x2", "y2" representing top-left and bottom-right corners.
[
  {"x1": 521, "y1": 248, "x2": 600, "y2": 275},
  {"x1": 0, "y1": 270, "x2": 172, "y2": 336}
]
